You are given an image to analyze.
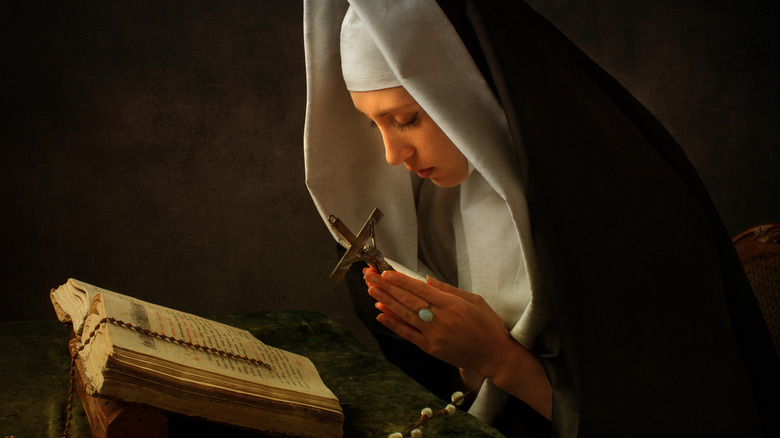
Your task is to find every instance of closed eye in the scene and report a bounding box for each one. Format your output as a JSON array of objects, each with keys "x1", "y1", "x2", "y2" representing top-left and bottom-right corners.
[{"x1": 396, "y1": 112, "x2": 419, "y2": 132}]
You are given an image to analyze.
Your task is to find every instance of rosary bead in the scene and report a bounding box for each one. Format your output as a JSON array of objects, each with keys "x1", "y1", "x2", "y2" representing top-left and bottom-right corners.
[{"x1": 445, "y1": 404, "x2": 456, "y2": 416}]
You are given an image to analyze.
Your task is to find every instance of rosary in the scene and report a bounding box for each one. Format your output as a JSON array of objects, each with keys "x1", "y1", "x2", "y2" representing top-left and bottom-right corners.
[{"x1": 61, "y1": 316, "x2": 273, "y2": 437}]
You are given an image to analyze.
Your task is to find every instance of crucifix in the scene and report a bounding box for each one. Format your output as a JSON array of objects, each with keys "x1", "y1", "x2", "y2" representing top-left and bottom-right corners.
[{"x1": 328, "y1": 208, "x2": 395, "y2": 284}]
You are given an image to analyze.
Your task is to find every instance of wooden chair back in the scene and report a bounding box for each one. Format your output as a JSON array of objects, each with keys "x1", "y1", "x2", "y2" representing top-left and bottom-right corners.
[{"x1": 733, "y1": 222, "x2": 780, "y2": 357}]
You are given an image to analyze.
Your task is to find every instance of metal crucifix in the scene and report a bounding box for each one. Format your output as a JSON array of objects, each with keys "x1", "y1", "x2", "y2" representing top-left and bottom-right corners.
[{"x1": 328, "y1": 208, "x2": 394, "y2": 284}]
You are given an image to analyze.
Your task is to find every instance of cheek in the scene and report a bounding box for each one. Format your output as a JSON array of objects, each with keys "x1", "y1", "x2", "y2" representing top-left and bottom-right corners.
[
  {"x1": 435, "y1": 139, "x2": 469, "y2": 186},
  {"x1": 457, "y1": 153, "x2": 469, "y2": 176},
  {"x1": 446, "y1": 140, "x2": 469, "y2": 184},
  {"x1": 444, "y1": 139, "x2": 467, "y2": 172}
]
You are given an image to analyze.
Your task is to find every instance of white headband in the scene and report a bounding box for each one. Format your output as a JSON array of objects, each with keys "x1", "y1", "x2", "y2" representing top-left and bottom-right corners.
[{"x1": 340, "y1": 7, "x2": 401, "y2": 92}]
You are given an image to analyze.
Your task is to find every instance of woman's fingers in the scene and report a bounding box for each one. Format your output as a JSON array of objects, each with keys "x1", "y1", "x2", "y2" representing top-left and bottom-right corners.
[
  {"x1": 363, "y1": 266, "x2": 380, "y2": 288},
  {"x1": 365, "y1": 271, "x2": 434, "y2": 311},
  {"x1": 367, "y1": 270, "x2": 517, "y2": 374},
  {"x1": 426, "y1": 275, "x2": 483, "y2": 305},
  {"x1": 366, "y1": 270, "x2": 451, "y2": 309},
  {"x1": 364, "y1": 269, "x2": 435, "y2": 331},
  {"x1": 375, "y1": 307, "x2": 427, "y2": 347},
  {"x1": 368, "y1": 285, "x2": 429, "y2": 329}
]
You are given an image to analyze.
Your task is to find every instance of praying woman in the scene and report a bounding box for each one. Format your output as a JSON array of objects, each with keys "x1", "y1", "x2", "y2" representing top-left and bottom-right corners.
[{"x1": 303, "y1": 1, "x2": 780, "y2": 436}]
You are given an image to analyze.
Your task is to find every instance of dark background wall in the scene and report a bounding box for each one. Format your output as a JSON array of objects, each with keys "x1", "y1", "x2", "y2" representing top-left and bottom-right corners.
[
  {"x1": 2, "y1": 1, "x2": 778, "y2": 347},
  {"x1": 527, "y1": 0, "x2": 779, "y2": 232}
]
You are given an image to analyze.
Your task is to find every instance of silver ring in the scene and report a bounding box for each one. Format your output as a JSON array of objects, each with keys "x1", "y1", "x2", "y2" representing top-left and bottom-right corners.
[{"x1": 417, "y1": 306, "x2": 434, "y2": 322}]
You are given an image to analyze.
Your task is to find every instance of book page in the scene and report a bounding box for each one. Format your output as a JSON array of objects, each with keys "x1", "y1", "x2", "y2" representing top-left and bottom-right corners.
[
  {"x1": 88, "y1": 291, "x2": 336, "y2": 401},
  {"x1": 51, "y1": 278, "x2": 124, "y2": 334}
]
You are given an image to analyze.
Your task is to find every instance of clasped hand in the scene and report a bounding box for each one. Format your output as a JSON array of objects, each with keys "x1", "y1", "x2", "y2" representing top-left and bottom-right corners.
[
  {"x1": 363, "y1": 268, "x2": 517, "y2": 379},
  {"x1": 364, "y1": 268, "x2": 554, "y2": 419}
]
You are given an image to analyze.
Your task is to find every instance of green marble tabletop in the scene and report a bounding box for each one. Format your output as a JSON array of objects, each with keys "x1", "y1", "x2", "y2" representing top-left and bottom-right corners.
[{"x1": 1, "y1": 311, "x2": 504, "y2": 438}]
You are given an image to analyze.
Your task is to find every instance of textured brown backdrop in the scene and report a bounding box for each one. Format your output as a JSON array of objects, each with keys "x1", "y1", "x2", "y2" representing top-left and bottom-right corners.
[{"x1": 2, "y1": 1, "x2": 778, "y2": 347}]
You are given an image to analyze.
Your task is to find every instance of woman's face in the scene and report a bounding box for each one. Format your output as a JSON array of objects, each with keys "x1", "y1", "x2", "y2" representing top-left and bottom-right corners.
[{"x1": 350, "y1": 86, "x2": 469, "y2": 188}]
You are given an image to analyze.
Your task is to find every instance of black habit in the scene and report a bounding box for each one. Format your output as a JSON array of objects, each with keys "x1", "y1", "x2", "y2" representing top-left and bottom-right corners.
[{"x1": 341, "y1": 1, "x2": 780, "y2": 436}]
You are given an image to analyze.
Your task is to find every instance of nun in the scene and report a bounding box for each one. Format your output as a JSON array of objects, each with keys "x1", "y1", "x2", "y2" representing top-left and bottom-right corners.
[{"x1": 303, "y1": 1, "x2": 780, "y2": 436}]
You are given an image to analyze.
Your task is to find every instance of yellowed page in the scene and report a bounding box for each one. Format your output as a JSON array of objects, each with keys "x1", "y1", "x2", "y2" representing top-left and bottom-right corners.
[
  {"x1": 85, "y1": 289, "x2": 336, "y2": 401},
  {"x1": 50, "y1": 278, "x2": 124, "y2": 334}
]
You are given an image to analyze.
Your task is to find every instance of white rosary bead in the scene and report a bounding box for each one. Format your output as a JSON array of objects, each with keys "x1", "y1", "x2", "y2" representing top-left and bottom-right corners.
[
  {"x1": 421, "y1": 407, "x2": 434, "y2": 418},
  {"x1": 445, "y1": 404, "x2": 457, "y2": 416},
  {"x1": 450, "y1": 391, "x2": 465, "y2": 406},
  {"x1": 387, "y1": 432, "x2": 403, "y2": 438},
  {"x1": 410, "y1": 428, "x2": 423, "y2": 438}
]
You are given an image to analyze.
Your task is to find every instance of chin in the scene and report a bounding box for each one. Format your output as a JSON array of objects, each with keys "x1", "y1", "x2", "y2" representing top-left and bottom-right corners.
[{"x1": 431, "y1": 176, "x2": 464, "y2": 188}]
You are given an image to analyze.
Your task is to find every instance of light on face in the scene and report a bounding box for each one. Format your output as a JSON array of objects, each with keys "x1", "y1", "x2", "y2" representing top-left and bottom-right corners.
[{"x1": 350, "y1": 87, "x2": 469, "y2": 187}]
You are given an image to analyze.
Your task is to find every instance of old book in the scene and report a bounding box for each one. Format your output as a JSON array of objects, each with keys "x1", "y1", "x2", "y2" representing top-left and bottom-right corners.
[{"x1": 51, "y1": 278, "x2": 344, "y2": 438}]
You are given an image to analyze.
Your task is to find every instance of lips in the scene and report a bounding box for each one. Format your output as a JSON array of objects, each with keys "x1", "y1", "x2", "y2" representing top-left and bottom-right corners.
[{"x1": 416, "y1": 168, "x2": 434, "y2": 178}]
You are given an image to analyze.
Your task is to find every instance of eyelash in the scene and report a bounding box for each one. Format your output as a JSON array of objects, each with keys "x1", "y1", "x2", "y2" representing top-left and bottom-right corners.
[
  {"x1": 396, "y1": 112, "x2": 419, "y2": 132},
  {"x1": 368, "y1": 112, "x2": 419, "y2": 132}
]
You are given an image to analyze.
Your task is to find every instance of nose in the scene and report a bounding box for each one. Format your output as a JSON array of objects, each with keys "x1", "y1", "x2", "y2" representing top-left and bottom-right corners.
[{"x1": 381, "y1": 131, "x2": 414, "y2": 166}]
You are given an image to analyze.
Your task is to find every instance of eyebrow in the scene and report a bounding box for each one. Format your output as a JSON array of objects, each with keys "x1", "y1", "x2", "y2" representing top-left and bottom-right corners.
[
  {"x1": 354, "y1": 102, "x2": 418, "y2": 118},
  {"x1": 377, "y1": 102, "x2": 417, "y2": 117}
]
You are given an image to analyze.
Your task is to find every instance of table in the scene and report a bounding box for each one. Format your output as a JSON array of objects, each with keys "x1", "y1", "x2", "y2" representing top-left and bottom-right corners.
[{"x1": 1, "y1": 311, "x2": 504, "y2": 437}]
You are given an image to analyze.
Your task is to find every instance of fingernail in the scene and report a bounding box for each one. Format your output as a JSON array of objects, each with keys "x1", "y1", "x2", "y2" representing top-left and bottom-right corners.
[
  {"x1": 381, "y1": 271, "x2": 396, "y2": 281},
  {"x1": 426, "y1": 276, "x2": 440, "y2": 287}
]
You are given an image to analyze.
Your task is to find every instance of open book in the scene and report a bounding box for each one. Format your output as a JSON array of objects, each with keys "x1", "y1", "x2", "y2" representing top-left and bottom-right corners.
[{"x1": 51, "y1": 279, "x2": 344, "y2": 438}]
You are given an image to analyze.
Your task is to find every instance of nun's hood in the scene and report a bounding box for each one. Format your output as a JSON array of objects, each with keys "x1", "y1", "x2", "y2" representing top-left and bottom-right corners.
[{"x1": 303, "y1": 0, "x2": 528, "y2": 272}]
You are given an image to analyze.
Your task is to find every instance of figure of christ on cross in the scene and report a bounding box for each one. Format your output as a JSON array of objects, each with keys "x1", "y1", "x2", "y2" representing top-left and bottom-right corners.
[{"x1": 328, "y1": 208, "x2": 394, "y2": 284}]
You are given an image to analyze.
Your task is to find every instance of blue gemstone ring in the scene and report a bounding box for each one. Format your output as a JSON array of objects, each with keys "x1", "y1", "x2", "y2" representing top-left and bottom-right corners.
[{"x1": 417, "y1": 306, "x2": 434, "y2": 322}]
